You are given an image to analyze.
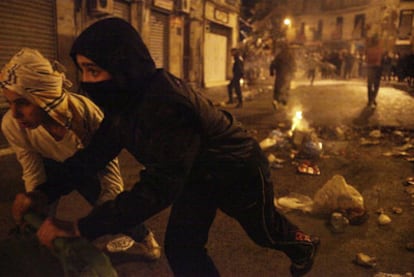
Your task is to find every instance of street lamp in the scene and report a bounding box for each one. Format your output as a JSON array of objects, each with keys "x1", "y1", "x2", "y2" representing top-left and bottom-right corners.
[
  {"x1": 283, "y1": 17, "x2": 291, "y2": 27},
  {"x1": 281, "y1": 17, "x2": 291, "y2": 41}
]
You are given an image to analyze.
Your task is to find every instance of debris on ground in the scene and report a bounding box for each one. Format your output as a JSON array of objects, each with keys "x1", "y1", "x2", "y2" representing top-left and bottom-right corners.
[
  {"x1": 298, "y1": 136, "x2": 323, "y2": 160},
  {"x1": 405, "y1": 185, "x2": 414, "y2": 195},
  {"x1": 405, "y1": 157, "x2": 414, "y2": 162},
  {"x1": 369, "y1": 129, "x2": 382, "y2": 138},
  {"x1": 406, "y1": 177, "x2": 414, "y2": 186},
  {"x1": 354, "y1": 252, "x2": 377, "y2": 268},
  {"x1": 374, "y1": 272, "x2": 413, "y2": 277},
  {"x1": 267, "y1": 153, "x2": 285, "y2": 169},
  {"x1": 297, "y1": 160, "x2": 320, "y2": 175},
  {"x1": 259, "y1": 129, "x2": 287, "y2": 150},
  {"x1": 396, "y1": 143, "x2": 414, "y2": 151},
  {"x1": 341, "y1": 207, "x2": 368, "y2": 225},
  {"x1": 378, "y1": 213, "x2": 392, "y2": 225},
  {"x1": 392, "y1": 207, "x2": 403, "y2": 214},
  {"x1": 382, "y1": 150, "x2": 410, "y2": 157},
  {"x1": 330, "y1": 212, "x2": 349, "y2": 233},
  {"x1": 274, "y1": 193, "x2": 314, "y2": 213},
  {"x1": 334, "y1": 126, "x2": 346, "y2": 140},
  {"x1": 360, "y1": 137, "x2": 380, "y2": 146},
  {"x1": 313, "y1": 175, "x2": 365, "y2": 217}
]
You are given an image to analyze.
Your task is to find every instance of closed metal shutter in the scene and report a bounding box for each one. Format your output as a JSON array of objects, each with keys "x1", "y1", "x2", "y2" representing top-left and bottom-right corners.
[
  {"x1": 113, "y1": 0, "x2": 130, "y2": 21},
  {"x1": 0, "y1": 0, "x2": 56, "y2": 65},
  {"x1": 204, "y1": 22, "x2": 230, "y2": 87},
  {"x1": 0, "y1": 0, "x2": 57, "y2": 108},
  {"x1": 149, "y1": 11, "x2": 168, "y2": 69}
]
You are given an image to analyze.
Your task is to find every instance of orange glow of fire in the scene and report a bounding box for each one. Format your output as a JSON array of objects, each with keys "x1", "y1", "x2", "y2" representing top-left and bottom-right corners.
[{"x1": 290, "y1": 110, "x2": 303, "y2": 135}]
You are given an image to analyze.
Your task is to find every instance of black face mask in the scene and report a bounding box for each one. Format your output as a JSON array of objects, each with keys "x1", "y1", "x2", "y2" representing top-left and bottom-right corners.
[{"x1": 80, "y1": 80, "x2": 128, "y2": 112}]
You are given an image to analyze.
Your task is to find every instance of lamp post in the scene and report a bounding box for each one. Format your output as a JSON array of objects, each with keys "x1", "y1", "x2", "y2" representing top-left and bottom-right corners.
[
  {"x1": 283, "y1": 17, "x2": 291, "y2": 27},
  {"x1": 282, "y1": 17, "x2": 291, "y2": 41}
]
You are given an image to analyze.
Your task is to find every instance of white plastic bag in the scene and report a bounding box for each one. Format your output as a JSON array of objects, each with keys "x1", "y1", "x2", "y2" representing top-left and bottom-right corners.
[
  {"x1": 312, "y1": 175, "x2": 364, "y2": 214},
  {"x1": 274, "y1": 192, "x2": 314, "y2": 213}
]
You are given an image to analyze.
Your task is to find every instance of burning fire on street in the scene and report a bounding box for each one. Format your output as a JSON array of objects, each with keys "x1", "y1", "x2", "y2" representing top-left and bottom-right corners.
[{"x1": 260, "y1": 106, "x2": 323, "y2": 175}]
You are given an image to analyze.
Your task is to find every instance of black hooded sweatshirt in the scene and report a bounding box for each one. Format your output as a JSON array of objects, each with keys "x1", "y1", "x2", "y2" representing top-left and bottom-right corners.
[{"x1": 36, "y1": 17, "x2": 265, "y2": 239}]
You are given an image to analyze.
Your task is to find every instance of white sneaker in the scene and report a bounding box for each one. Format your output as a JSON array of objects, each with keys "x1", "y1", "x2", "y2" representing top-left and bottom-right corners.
[
  {"x1": 129, "y1": 231, "x2": 161, "y2": 261},
  {"x1": 106, "y1": 235, "x2": 135, "y2": 252},
  {"x1": 272, "y1": 100, "x2": 279, "y2": 111},
  {"x1": 105, "y1": 232, "x2": 161, "y2": 261}
]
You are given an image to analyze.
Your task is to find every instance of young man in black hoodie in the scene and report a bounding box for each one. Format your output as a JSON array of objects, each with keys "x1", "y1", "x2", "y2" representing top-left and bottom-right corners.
[{"x1": 12, "y1": 17, "x2": 319, "y2": 277}]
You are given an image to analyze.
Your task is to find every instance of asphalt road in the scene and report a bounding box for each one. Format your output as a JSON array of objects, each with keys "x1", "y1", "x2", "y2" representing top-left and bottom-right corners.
[{"x1": 0, "y1": 78, "x2": 413, "y2": 276}]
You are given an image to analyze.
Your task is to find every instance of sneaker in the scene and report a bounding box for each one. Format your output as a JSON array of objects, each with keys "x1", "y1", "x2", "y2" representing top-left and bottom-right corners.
[
  {"x1": 277, "y1": 231, "x2": 320, "y2": 277},
  {"x1": 106, "y1": 235, "x2": 135, "y2": 252},
  {"x1": 130, "y1": 231, "x2": 161, "y2": 261},
  {"x1": 272, "y1": 100, "x2": 279, "y2": 110},
  {"x1": 225, "y1": 100, "x2": 234, "y2": 104},
  {"x1": 235, "y1": 102, "x2": 243, "y2": 108},
  {"x1": 290, "y1": 233, "x2": 319, "y2": 276},
  {"x1": 367, "y1": 101, "x2": 377, "y2": 109}
]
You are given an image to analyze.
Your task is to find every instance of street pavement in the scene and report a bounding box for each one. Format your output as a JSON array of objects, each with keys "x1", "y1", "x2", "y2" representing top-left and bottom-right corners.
[
  {"x1": 0, "y1": 77, "x2": 413, "y2": 276},
  {"x1": 203, "y1": 77, "x2": 414, "y2": 129}
]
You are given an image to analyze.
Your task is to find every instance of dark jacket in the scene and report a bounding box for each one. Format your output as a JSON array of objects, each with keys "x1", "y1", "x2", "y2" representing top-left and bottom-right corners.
[
  {"x1": 269, "y1": 48, "x2": 296, "y2": 80},
  {"x1": 36, "y1": 18, "x2": 263, "y2": 239},
  {"x1": 232, "y1": 55, "x2": 244, "y2": 79}
]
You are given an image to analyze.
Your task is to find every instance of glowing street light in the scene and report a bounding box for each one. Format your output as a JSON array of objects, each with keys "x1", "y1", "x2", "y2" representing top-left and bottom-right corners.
[{"x1": 283, "y1": 17, "x2": 291, "y2": 27}]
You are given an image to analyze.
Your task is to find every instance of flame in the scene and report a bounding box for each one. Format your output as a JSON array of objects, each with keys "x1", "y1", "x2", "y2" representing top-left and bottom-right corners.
[{"x1": 290, "y1": 110, "x2": 303, "y2": 135}]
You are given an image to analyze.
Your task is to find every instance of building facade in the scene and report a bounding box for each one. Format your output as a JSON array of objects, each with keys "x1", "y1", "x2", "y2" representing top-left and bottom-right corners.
[
  {"x1": 0, "y1": 0, "x2": 241, "y2": 108},
  {"x1": 285, "y1": 0, "x2": 414, "y2": 55}
]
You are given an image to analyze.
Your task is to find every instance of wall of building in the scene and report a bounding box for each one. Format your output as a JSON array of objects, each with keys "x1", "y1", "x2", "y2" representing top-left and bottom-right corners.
[
  {"x1": 0, "y1": 0, "x2": 240, "y2": 94},
  {"x1": 287, "y1": 0, "x2": 413, "y2": 54},
  {"x1": 169, "y1": 15, "x2": 184, "y2": 78},
  {"x1": 188, "y1": 0, "x2": 204, "y2": 87},
  {"x1": 56, "y1": 0, "x2": 77, "y2": 88}
]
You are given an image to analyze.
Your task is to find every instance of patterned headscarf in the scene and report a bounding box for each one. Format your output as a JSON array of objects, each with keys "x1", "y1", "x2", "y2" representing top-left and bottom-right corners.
[
  {"x1": 0, "y1": 48, "x2": 74, "y2": 125},
  {"x1": 0, "y1": 48, "x2": 101, "y2": 144}
]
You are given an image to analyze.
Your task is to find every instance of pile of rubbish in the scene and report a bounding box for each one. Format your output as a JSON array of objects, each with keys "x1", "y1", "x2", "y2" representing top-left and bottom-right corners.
[
  {"x1": 258, "y1": 117, "x2": 414, "y2": 275},
  {"x1": 359, "y1": 128, "x2": 414, "y2": 163},
  {"x1": 259, "y1": 127, "x2": 323, "y2": 176}
]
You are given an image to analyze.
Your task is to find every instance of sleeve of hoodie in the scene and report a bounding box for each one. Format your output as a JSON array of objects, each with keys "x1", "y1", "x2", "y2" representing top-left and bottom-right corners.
[
  {"x1": 34, "y1": 115, "x2": 124, "y2": 203},
  {"x1": 77, "y1": 98, "x2": 202, "y2": 240}
]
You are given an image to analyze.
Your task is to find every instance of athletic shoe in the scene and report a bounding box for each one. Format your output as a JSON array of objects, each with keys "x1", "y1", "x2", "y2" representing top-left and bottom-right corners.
[
  {"x1": 106, "y1": 235, "x2": 135, "y2": 252},
  {"x1": 106, "y1": 232, "x2": 161, "y2": 261},
  {"x1": 277, "y1": 231, "x2": 320, "y2": 277},
  {"x1": 129, "y1": 231, "x2": 161, "y2": 261},
  {"x1": 272, "y1": 100, "x2": 279, "y2": 110}
]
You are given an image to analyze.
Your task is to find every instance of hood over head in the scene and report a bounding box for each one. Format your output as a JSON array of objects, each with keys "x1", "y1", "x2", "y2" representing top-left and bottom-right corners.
[{"x1": 70, "y1": 17, "x2": 156, "y2": 91}]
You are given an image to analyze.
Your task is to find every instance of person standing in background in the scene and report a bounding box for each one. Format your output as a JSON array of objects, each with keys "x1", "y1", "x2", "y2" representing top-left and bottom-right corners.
[
  {"x1": 269, "y1": 42, "x2": 296, "y2": 110},
  {"x1": 381, "y1": 51, "x2": 392, "y2": 82},
  {"x1": 365, "y1": 35, "x2": 383, "y2": 108},
  {"x1": 227, "y1": 48, "x2": 244, "y2": 108}
]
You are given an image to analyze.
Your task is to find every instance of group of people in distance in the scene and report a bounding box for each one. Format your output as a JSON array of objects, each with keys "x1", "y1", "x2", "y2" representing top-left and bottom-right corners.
[{"x1": 1, "y1": 17, "x2": 319, "y2": 276}]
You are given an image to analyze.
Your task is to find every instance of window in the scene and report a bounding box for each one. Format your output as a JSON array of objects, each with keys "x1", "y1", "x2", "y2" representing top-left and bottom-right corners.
[
  {"x1": 399, "y1": 10, "x2": 414, "y2": 39},
  {"x1": 314, "y1": 20, "x2": 323, "y2": 40},
  {"x1": 332, "y1": 16, "x2": 343, "y2": 40},
  {"x1": 352, "y1": 14, "x2": 365, "y2": 39}
]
